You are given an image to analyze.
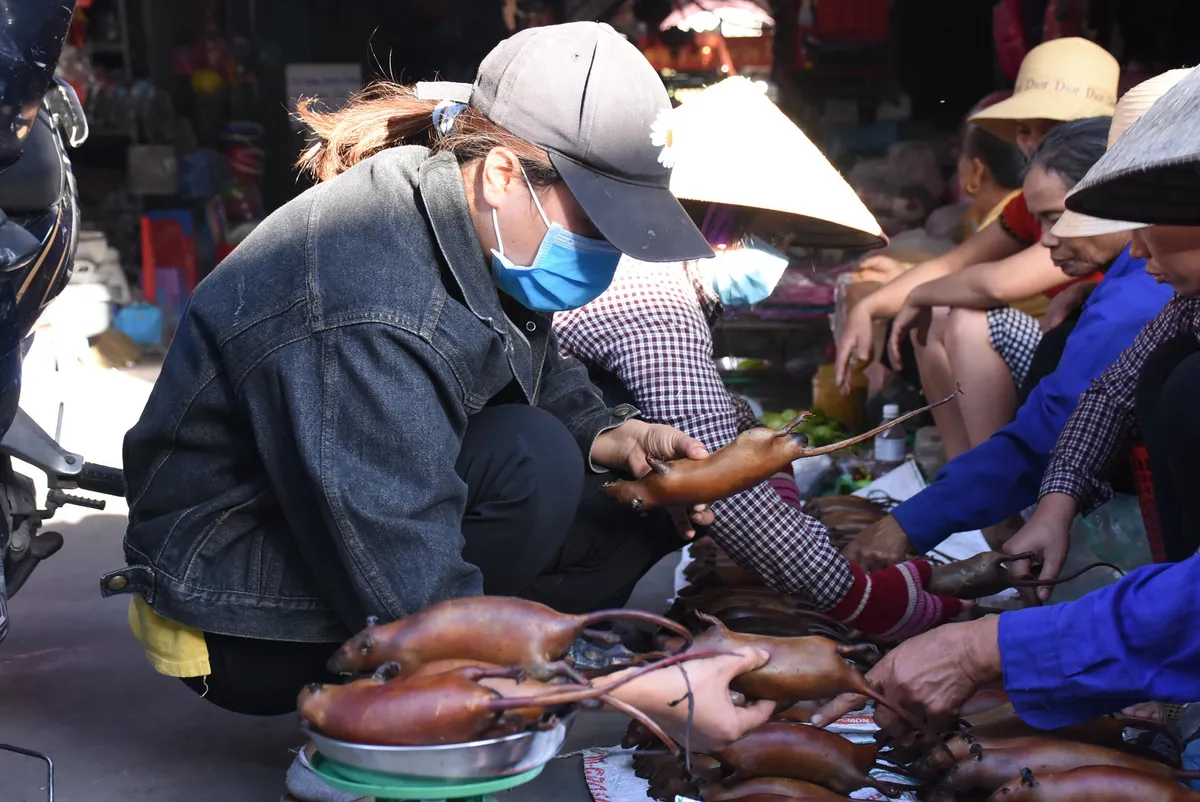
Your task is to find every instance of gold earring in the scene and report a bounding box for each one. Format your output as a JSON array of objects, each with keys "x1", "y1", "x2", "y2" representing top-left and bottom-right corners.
[{"x1": 965, "y1": 180, "x2": 981, "y2": 196}]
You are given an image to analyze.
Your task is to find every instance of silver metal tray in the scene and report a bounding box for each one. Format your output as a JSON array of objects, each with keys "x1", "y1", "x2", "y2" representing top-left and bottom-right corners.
[{"x1": 302, "y1": 713, "x2": 575, "y2": 780}]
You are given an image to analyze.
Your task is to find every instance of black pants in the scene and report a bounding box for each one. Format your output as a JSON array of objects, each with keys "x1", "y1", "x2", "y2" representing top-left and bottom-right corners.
[
  {"x1": 1134, "y1": 335, "x2": 1200, "y2": 563},
  {"x1": 1018, "y1": 310, "x2": 1081, "y2": 405},
  {"x1": 1017, "y1": 311, "x2": 1135, "y2": 495},
  {"x1": 880, "y1": 318, "x2": 922, "y2": 391},
  {"x1": 183, "y1": 399, "x2": 676, "y2": 715}
]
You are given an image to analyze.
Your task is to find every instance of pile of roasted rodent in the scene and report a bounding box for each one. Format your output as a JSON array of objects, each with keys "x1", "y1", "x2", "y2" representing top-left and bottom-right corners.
[
  {"x1": 295, "y1": 594, "x2": 740, "y2": 753},
  {"x1": 291, "y1": 397, "x2": 960, "y2": 756},
  {"x1": 628, "y1": 529, "x2": 1194, "y2": 802}
]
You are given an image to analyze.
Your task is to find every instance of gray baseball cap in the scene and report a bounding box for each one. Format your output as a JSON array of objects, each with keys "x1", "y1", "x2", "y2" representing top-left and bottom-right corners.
[{"x1": 417, "y1": 22, "x2": 713, "y2": 263}]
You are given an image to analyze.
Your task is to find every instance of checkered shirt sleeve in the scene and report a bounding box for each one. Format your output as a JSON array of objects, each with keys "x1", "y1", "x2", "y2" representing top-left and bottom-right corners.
[
  {"x1": 1040, "y1": 293, "x2": 1199, "y2": 512},
  {"x1": 554, "y1": 260, "x2": 853, "y2": 609}
]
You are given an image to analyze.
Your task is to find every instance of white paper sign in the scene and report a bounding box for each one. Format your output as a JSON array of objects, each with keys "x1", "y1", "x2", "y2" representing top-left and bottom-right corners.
[{"x1": 285, "y1": 63, "x2": 363, "y2": 129}]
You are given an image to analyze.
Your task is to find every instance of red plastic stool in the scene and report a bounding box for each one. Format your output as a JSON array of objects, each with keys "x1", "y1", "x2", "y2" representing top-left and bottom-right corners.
[{"x1": 1130, "y1": 443, "x2": 1168, "y2": 564}]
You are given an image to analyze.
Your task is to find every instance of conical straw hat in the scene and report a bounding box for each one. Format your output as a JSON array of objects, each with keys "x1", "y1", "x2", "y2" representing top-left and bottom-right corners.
[
  {"x1": 969, "y1": 38, "x2": 1119, "y2": 143},
  {"x1": 1066, "y1": 63, "x2": 1200, "y2": 225},
  {"x1": 1051, "y1": 68, "x2": 1193, "y2": 238},
  {"x1": 664, "y1": 77, "x2": 885, "y2": 250}
]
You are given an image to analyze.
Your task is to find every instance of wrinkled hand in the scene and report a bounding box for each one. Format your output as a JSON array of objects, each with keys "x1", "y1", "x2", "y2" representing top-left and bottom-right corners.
[
  {"x1": 1002, "y1": 493, "x2": 1077, "y2": 602},
  {"x1": 854, "y1": 254, "x2": 909, "y2": 285},
  {"x1": 591, "y1": 420, "x2": 714, "y2": 537},
  {"x1": 599, "y1": 646, "x2": 776, "y2": 753},
  {"x1": 811, "y1": 617, "x2": 1002, "y2": 736},
  {"x1": 888, "y1": 302, "x2": 932, "y2": 369},
  {"x1": 835, "y1": 305, "x2": 875, "y2": 394},
  {"x1": 1041, "y1": 281, "x2": 1097, "y2": 333},
  {"x1": 842, "y1": 515, "x2": 913, "y2": 571}
]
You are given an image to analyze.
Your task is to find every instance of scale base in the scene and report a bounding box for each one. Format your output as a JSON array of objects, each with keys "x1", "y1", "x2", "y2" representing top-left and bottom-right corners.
[{"x1": 310, "y1": 752, "x2": 544, "y2": 801}]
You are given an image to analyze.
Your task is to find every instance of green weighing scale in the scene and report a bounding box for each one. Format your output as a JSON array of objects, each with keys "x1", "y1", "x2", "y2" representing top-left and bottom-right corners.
[{"x1": 310, "y1": 752, "x2": 544, "y2": 801}]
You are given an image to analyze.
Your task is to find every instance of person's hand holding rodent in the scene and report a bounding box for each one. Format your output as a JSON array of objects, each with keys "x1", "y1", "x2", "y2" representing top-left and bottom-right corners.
[
  {"x1": 596, "y1": 646, "x2": 776, "y2": 753},
  {"x1": 842, "y1": 515, "x2": 912, "y2": 571},
  {"x1": 811, "y1": 617, "x2": 1002, "y2": 737},
  {"x1": 1002, "y1": 493, "x2": 1078, "y2": 601},
  {"x1": 835, "y1": 304, "x2": 875, "y2": 394},
  {"x1": 591, "y1": 420, "x2": 715, "y2": 537}
]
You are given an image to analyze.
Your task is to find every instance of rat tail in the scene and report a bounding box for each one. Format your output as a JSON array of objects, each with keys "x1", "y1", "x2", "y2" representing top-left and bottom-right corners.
[{"x1": 579, "y1": 609, "x2": 695, "y2": 651}]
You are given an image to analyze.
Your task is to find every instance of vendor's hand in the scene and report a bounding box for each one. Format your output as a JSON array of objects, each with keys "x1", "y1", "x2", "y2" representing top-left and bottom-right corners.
[
  {"x1": 842, "y1": 515, "x2": 912, "y2": 571},
  {"x1": 811, "y1": 617, "x2": 1003, "y2": 737},
  {"x1": 1041, "y1": 281, "x2": 1097, "y2": 333},
  {"x1": 1002, "y1": 493, "x2": 1078, "y2": 602},
  {"x1": 888, "y1": 302, "x2": 931, "y2": 369},
  {"x1": 591, "y1": 420, "x2": 714, "y2": 535},
  {"x1": 598, "y1": 646, "x2": 776, "y2": 753},
  {"x1": 855, "y1": 254, "x2": 909, "y2": 285},
  {"x1": 835, "y1": 304, "x2": 875, "y2": 394}
]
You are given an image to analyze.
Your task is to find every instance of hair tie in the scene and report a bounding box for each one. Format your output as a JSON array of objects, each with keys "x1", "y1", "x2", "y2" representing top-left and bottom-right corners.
[{"x1": 432, "y1": 100, "x2": 467, "y2": 137}]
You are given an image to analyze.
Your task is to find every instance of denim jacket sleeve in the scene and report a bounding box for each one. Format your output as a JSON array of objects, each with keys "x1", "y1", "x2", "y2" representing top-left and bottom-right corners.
[
  {"x1": 240, "y1": 322, "x2": 484, "y2": 627},
  {"x1": 536, "y1": 327, "x2": 637, "y2": 472}
]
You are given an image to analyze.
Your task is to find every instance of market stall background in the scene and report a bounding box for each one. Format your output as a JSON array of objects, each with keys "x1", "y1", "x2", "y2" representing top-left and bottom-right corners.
[{"x1": 52, "y1": 0, "x2": 1009, "y2": 400}]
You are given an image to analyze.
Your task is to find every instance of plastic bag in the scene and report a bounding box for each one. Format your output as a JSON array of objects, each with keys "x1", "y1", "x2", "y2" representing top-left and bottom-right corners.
[{"x1": 1049, "y1": 494, "x2": 1151, "y2": 603}]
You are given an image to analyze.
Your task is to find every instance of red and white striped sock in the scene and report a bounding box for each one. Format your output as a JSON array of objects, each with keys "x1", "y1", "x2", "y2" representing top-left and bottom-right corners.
[{"x1": 825, "y1": 560, "x2": 963, "y2": 639}]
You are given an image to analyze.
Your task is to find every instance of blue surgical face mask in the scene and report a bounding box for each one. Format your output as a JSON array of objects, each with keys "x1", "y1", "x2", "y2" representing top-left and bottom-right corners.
[
  {"x1": 703, "y1": 235, "x2": 790, "y2": 307},
  {"x1": 490, "y1": 170, "x2": 622, "y2": 313}
]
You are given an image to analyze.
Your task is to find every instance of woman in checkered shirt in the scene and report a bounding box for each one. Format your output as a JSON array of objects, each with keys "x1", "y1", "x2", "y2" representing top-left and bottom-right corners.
[{"x1": 553, "y1": 78, "x2": 967, "y2": 641}]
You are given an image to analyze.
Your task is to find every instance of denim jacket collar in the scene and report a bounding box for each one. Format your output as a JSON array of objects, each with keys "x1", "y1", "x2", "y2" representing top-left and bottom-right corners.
[{"x1": 419, "y1": 150, "x2": 547, "y2": 404}]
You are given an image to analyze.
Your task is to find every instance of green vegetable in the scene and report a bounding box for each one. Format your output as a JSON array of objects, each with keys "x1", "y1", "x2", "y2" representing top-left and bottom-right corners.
[{"x1": 758, "y1": 407, "x2": 849, "y2": 447}]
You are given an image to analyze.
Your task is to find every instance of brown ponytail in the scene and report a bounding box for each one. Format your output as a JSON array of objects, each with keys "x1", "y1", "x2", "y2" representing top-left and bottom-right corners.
[{"x1": 294, "y1": 81, "x2": 558, "y2": 186}]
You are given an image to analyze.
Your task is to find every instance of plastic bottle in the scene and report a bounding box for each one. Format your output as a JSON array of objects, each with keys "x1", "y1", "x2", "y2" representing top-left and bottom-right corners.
[{"x1": 873, "y1": 403, "x2": 907, "y2": 472}]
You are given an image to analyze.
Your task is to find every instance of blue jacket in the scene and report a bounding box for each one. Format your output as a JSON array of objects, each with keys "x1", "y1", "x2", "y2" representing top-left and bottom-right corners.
[
  {"x1": 1000, "y1": 553, "x2": 1200, "y2": 728},
  {"x1": 102, "y1": 148, "x2": 628, "y2": 641},
  {"x1": 893, "y1": 247, "x2": 1173, "y2": 553}
]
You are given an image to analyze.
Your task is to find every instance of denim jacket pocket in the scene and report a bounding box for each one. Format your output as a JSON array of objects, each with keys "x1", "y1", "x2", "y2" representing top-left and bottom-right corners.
[{"x1": 182, "y1": 489, "x2": 272, "y2": 589}]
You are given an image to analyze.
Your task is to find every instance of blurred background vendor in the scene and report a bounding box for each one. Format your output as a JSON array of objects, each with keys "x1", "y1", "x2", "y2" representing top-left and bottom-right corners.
[
  {"x1": 815, "y1": 62, "x2": 1200, "y2": 745},
  {"x1": 835, "y1": 38, "x2": 1120, "y2": 459},
  {"x1": 845, "y1": 72, "x2": 1185, "y2": 568}
]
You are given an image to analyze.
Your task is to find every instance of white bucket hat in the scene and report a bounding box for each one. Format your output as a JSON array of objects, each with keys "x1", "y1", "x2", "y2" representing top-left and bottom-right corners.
[
  {"x1": 1051, "y1": 68, "x2": 1194, "y2": 238},
  {"x1": 664, "y1": 76, "x2": 886, "y2": 250},
  {"x1": 1066, "y1": 63, "x2": 1200, "y2": 225}
]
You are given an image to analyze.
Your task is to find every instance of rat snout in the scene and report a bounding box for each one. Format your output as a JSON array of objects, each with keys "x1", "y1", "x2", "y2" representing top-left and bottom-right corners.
[{"x1": 326, "y1": 648, "x2": 354, "y2": 674}]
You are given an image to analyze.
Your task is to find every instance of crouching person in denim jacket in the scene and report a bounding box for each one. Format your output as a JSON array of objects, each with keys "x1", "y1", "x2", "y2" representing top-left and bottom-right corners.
[{"x1": 104, "y1": 27, "x2": 780, "y2": 793}]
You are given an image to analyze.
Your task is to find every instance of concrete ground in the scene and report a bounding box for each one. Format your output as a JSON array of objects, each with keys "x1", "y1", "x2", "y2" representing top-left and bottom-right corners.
[{"x1": 0, "y1": 354, "x2": 660, "y2": 802}]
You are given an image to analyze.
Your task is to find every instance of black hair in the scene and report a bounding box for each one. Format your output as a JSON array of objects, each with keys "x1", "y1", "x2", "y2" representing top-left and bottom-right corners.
[
  {"x1": 1023, "y1": 116, "x2": 1113, "y2": 190},
  {"x1": 962, "y1": 125, "x2": 1024, "y2": 190}
]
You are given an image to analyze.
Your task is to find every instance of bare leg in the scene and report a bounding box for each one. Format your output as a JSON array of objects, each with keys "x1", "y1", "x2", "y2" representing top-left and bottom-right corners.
[
  {"x1": 943, "y1": 308, "x2": 1018, "y2": 449},
  {"x1": 911, "y1": 307, "x2": 971, "y2": 460}
]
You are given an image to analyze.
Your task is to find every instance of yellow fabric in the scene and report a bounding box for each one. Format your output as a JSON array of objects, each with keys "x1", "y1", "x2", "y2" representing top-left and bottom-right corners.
[
  {"x1": 1011, "y1": 292, "x2": 1051, "y2": 320},
  {"x1": 977, "y1": 190, "x2": 1021, "y2": 234},
  {"x1": 128, "y1": 597, "x2": 211, "y2": 678}
]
